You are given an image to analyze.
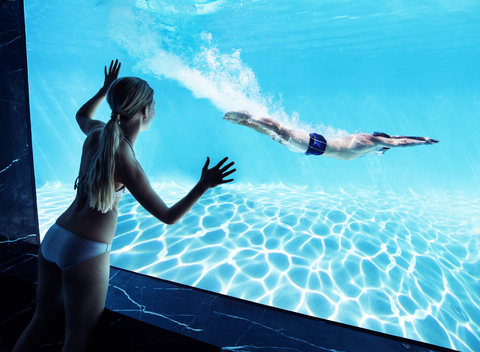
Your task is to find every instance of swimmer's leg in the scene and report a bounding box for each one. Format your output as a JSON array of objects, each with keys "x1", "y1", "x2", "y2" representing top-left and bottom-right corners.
[
  {"x1": 369, "y1": 133, "x2": 439, "y2": 147},
  {"x1": 390, "y1": 135, "x2": 439, "y2": 144},
  {"x1": 325, "y1": 132, "x2": 438, "y2": 160}
]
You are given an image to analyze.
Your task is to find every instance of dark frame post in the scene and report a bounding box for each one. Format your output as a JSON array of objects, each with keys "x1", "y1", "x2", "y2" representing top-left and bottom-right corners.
[{"x1": 0, "y1": 0, "x2": 39, "y2": 245}]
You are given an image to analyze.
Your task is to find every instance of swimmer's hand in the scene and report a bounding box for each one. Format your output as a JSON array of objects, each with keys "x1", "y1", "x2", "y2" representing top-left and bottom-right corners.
[
  {"x1": 223, "y1": 111, "x2": 263, "y2": 130},
  {"x1": 199, "y1": 157, "x2": 236, "y2": 189},
  {"x1": 101, "y1": 59, "x2": 121, "y2": 94},
  {"x1": 223, "y1": 111, "x2": 252, "y2": 125}
]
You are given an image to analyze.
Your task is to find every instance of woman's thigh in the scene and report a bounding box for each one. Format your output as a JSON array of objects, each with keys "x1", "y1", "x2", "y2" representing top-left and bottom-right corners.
[
  {"x1": 35, "y1": 250, "x2": 65, "y2": 319},
  {"x1": 62, "y1": 251, "x2": 111, "y2": 336}
]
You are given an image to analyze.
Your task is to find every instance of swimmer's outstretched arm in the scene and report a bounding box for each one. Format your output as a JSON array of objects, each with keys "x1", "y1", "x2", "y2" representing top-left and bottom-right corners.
[
  {"x1": 224, "y1": 111, "x2": 310, "y2": 152},
  {"x1": 76, "y1": 59, "x2": 121, "y2": 135},
  {"x1": 224, "y1": 111, "x2": 287, "y2": 137}
]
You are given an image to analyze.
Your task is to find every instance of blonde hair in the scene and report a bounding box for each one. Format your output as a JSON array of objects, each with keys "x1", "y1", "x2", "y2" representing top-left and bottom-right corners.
[{"x1": 85, "y1": 77, "x2": 154, "y2": 213}]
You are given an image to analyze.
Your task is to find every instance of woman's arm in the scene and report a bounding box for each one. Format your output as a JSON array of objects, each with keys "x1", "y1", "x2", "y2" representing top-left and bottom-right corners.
[
  {"x1": 119, "y1": 151, "x2": 236, "y2": 225},
  {"x1": 76, "y1": 60, "x2": 121, "y2": 135}
]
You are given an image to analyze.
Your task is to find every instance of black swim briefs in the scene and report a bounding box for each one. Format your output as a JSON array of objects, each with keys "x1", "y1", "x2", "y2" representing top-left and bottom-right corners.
[{"x1": 305, "y1": 133, "x2": 327, "y2": 156}]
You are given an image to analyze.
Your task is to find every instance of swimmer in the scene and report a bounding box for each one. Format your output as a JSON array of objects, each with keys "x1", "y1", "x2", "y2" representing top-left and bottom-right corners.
[
  {"x1": 224, "y1": 111, "x2": 438, "y2": 160},
  {"x1": 12, "y1": 60, "x2": 236, "y2": 352}
]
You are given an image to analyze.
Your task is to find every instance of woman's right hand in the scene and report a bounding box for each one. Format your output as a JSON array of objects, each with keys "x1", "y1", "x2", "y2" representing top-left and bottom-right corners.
[
  {"x1": 199, "y1": 157, "x2": 236, "y2": 190},
  {"x1": 101, "y1": 59, "x2": 121, "y2": 93},
  {"x1": 76, "y1": 60, "x2": 121, "y2": 134}
]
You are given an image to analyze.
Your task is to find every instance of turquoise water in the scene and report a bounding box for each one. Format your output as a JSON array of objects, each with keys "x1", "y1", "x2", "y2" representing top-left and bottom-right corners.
[{"x1": 26, "y1": 0, "x2": 480, "y2": 350}]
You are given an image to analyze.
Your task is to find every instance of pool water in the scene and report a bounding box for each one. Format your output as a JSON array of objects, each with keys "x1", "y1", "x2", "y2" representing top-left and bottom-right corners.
[{"x1": 27, "y1": 0, "x2": 480, "y2": 351}]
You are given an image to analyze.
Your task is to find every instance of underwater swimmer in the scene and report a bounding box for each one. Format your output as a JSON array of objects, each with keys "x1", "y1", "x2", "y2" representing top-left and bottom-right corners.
[{"x1": 224, "y1": 111, "x2": 439, "y2": 161}]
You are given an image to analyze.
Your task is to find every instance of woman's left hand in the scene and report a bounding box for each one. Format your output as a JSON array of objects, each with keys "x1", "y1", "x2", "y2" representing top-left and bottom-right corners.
[
  {"x1": 101, "y1": 59, "x2": 121, "y2": 93},
  {"x1": 199, "y1": 157, "x2": 236, "y2": 190}
]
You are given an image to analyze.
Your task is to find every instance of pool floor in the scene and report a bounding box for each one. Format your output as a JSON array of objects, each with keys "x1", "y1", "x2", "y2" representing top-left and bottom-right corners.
[{"x1": 36, "y1": 183, "x2": 480, "y2": 351}]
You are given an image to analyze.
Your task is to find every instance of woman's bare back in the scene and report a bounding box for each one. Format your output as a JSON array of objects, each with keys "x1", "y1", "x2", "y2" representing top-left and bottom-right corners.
[{"x1": 56, "y1": 128, "x2": 128, "y2": 243}]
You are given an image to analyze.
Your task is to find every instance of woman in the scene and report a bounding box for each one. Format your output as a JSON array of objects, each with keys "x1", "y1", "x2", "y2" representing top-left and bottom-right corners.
[
  {"x1": 13, "y1": 60, "x2": 236, "y2": 352},
  {"x1": 224, "y1": 111, "x2": 438, "y2": 160}
]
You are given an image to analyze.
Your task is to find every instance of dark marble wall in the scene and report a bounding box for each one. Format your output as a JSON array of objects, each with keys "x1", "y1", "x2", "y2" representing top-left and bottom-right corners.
[{"x1": 0, "y1": 0, "x2": 39, "y2": 244}]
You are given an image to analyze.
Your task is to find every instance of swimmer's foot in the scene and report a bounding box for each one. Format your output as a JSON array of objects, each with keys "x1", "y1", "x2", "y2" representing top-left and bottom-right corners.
[
  {"x1": 424, "y1": 138, "x2": 439, "y2": 144},
  {"x1": 391, "y1": 135, "x2": 439, "y2": 144}
]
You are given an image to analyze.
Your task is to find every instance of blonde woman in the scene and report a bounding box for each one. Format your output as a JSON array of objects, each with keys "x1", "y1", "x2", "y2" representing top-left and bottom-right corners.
[
  {"x1": 13, "y1": 60, "x2": 236, "y2": 352},
  {"x1": 224, "y1": 111, "x2": 438, "y2": 160}
]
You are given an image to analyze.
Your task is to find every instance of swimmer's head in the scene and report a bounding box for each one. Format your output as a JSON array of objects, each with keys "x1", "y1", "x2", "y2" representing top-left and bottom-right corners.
[{"x1": 107, "y1": 77, "x2": 154, "y2": 121}]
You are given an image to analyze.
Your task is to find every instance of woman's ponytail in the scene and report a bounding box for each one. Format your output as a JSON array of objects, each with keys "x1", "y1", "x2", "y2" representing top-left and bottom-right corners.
[{"x1": 85, "y1": 114, "x2": 123, "y2": 213}]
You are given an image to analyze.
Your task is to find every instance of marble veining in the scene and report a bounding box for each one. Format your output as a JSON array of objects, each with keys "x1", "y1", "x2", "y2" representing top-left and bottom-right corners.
[
  {"x1": 2, "y1": 306, "x2": 34, "y2": 326},
  {"x1": 1, "y1": 28, "x2": 22, "y2": 36},
  {"x1": 0, "y1": 35, "x2": 21, "y2": 47},
  {"x1": 0, "y1": 234, "x2": 36, "y2": 243},
  {"x1": 0, "y1": 158, "x2": 21, "y2": 173},
  {"x1": 0, "y1": 97, "x2": 26, "y2": 105},
  {"x1": 0, "y1": 253, "x2": 37, "y2": 272},
  {"x1": 109, "y1": 284, "x2": 204, "y2": 332},
  {"x1": 215, "y1": 311, "x2": 344, "y2": 352}
]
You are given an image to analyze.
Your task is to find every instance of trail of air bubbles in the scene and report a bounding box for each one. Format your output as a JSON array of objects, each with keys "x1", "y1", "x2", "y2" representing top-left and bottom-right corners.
[{"x1": 108, "y1": 0, "x2": 274, "y2": 117}]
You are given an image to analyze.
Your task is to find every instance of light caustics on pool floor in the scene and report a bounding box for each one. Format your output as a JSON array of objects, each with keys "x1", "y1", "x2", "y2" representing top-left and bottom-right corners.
[{"x1": 36, "y1": 183, "x2": 480, "y2": 351}]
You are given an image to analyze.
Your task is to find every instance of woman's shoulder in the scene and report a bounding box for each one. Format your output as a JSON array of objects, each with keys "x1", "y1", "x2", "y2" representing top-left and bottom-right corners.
[
  {"x1": 114, "y1": 139, "x2": 142, "y2": 184},
  {"x1": 87, "y1": 125, "x2": 104, "y2": 138},
  {"x1": 81, "y1": 127, "x2": 102, "y2": 150},
  {"x1": 115, "y1": 139, "x2": 138, "y2": 168}
]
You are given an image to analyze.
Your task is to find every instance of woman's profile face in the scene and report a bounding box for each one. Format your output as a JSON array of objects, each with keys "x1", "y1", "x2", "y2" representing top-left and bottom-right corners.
[{"x1": 143, "y1": 99, "x2": 156, "y2": 130}]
